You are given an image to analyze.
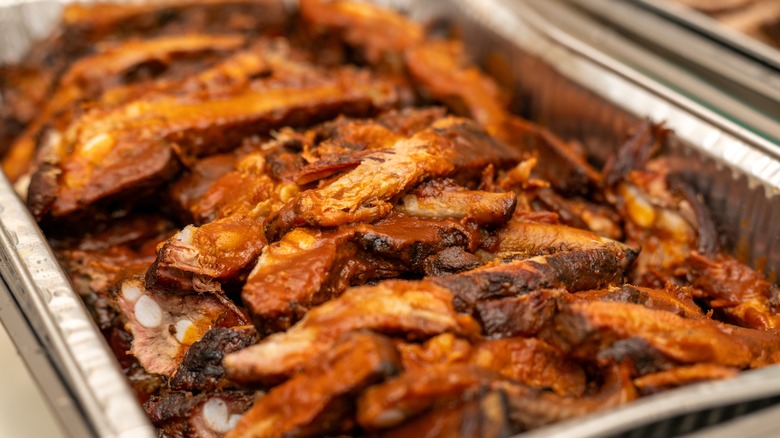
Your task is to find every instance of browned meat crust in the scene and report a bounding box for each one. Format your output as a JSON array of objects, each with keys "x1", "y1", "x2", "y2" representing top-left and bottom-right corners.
[
  {"x1": 226, "y1": 331, "x2": 402, "y2": 438},
  {"x1": 224, "y1": 280, "x2": 479, "y2": 386},
  {"x1": 169, "y1": 325, "x2": 259, "y2": 392}
]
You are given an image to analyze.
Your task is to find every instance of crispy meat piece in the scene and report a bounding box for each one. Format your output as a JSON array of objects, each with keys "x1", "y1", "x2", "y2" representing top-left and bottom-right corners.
[
  {"x1": 145, "y1": 390, "x2": 255, "y2": 438},
  {"x1": 169, "y1": 154, "x2": 238, "y2": 223},
  {"x1": 169, "y1": 325, "x2": 259, "y2": 392},
  {"x1": 602, "y1": 120, "x2": 667, "y2": 187},
  {"x1": 470, "y1": 338, "x2": 586, "y2": 397},
  {"x1": 685, "y1": 252, "x2": 780, "y2": 330},
  {"x1": 299, "y1": 0, "x2": 424, "y2": 65},
  {"x1": 241, "y1": 227, "x2": 359, "y2": 334},
  {"x1": 554, "y1": 301, "x2": 780, "y2": 369},
  {"x1": 63, "y1": 0, "x2": 287, "y2": 42},
  {"x1": 266, "y1": 117, "x2": 522, "y2": 240},
  {"x1": 499, "y1": 117, "x2": 602, "y2": 196},
  {"x1": 532, "y1": 188, "x2": 623, "y2": 240},
  {"x1": 491, "y1": 220, "x2": 626, "y2": 257},
  {"x1": 224, "y1": 280, "x2": 479, "y2": 386},
  {"x1": 358, "y1": 364, "x2": 496, "y2": 430},
  {"x1": 404, "y1": 40, "x2": 508, "y2": 135},
  {"x1": 147, "y1": 211, "x2": 269, "y2": 293},
  {"x1": 435, "y1": 242, "x2": 638, "y2": 312},
  {"x1": 476, "y1": 289, "x2": 563, "y2": 338},
  {"x1": 395, "y1": 333, "x2": 473, "y2": 373},
  {"x1": 500, "y1": 363, "x2": 637, "y2": 431},
  {"x1": 243, "y1": 215, "x2": 479, "y2": 335},
  {"x1": 359, "y1": 362, "x2": 635, "y2": 432},
  {"x1": 378, "y1": 390, "x2": 512, "y2": 438},
  {"x1": 116, "y1": 279, "x2": 248, "y2": 376},
  {"x1": 356, "y1": 214, "x2": 482, "y2": 265},
  {"x1": 29, "y1": 65, "x2": 399, "y2": 221},
  {"x1": 633, "y1": 364, "x2": 738, "y2": 396},
  {"x1": 226, "y1": 331, "x2": 402, "y2": 438},
  {"x1": 187, "y1": 148, "x2": 300, "y2": 225},
  {"x1": 423, "y1": 247, "x2": 483, "y2": 277},
  {"x1": 396, "y1": 179, "x2": 517, "y2": 226},
  {"x1": 3, "y1": 34, "x2": 245, "y2": 179},
  {"x1": 572, "y1": 284, "x2": 704, "y2": 319}
]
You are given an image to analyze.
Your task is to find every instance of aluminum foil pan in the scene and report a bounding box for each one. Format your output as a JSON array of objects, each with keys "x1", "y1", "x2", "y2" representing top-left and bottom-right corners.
[{"x1": 2, "y1": 0, "x2": 780, "y2": 437}]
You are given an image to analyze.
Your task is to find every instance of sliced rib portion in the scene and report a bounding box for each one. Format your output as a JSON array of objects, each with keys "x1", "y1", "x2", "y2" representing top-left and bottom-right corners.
[
  {"x1": 30, "y1": 65, "x2": 399, "y2": 221},
  {"x1": 169, "y1": 325, "x2": 259, "y2": 392},
  {"x1": 300, "y1": 0, "x2": 423, "y2": 65},
  {"x1": 470, "y1": 338, "x2": 586, "y2": 398},
  {"x1": 377, "y1": 390, "x2": 512, "y2": 438},
  {"x1": 266, "y1": 117, "x2": 521, "y2": 239},
  {"x1": 357, "y1": 363, "x2": 636, "y2": 432},
  {"x1": 435, "y1": 242, "x2": 637, "y2": 312},
  {"x1": 554, "y1": 301, "x2": 780, "y2": 369},
  {"x1": 404, "y1": 41, "x2": 508, "y2": 135},
  {"x1": 116, "y1": 278, "x2": 248, "y2": 376},
  {"x1": 242, "y1": 215, "x2": 480, "y2": 335},
  {"x1": 397, "y1": 179, "x2": 517, "y2": 226},
  {"x1": 571, "y1": 284, "x2": 704, "y2": 319},
  {"x1": 226, "y1": 331, "x2": 402, "y2": 438},
  {"x1": 685, "y1": 252, "x2": 780, "y2": 330},
  {"x1": 633, "y1": 364, "x2": 738, "y2": 395},
  {"x1": 2, "y1": 33, "x2": 246, "y2": 182},
  {"x1": 144, "y1": 390, "x2": 255, "y2": 438},
  {"x1": 224, "y1": 280, "x2": 479, "y2": 386}
]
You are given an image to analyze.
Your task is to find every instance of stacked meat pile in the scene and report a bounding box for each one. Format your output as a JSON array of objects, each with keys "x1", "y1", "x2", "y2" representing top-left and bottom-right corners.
[{"x1": 3, "y1": 0, "x2": 780, "y2": 436}]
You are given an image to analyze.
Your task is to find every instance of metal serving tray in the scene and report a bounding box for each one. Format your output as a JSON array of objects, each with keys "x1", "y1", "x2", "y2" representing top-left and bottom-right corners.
[
  {"x1": 2, "y1": 0, "x2": 780, "y2": 437},
  {"x1": 555, "y1": 0, "x2": 780, "y2": 145}
]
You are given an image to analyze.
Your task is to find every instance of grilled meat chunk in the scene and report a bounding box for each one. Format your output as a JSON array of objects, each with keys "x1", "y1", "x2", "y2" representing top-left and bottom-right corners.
[
  {"x1": 404, "y1": 41, "x2": 509, "y2": 135},
  {"x1": 145, "y1": 390, "x2": 256, "y2": 438},
  {"x1": 116, "y1": 279, "x2": 248, "y2": 376},
  {"x1": 554, "y1": 301, "x2": 780, "y2": 369},
  {"x1": 476, "y1": 289, "x2": 563, "y2": 338},
  {"x1": 226, "y1": 331, "x2": 402, "y2": 438},
  {"x1": 170, "y1": 325, "x2": 259, "y2": 392},
  {"x1": 224, "y1": 280, "x2": 479, "y2": 386},
  {"x1": 300, "y1": 0, "x2": 423, "y2": 65},
  {"x1": 397, "y1": 179, "x2": 517, "y2": 226},
  {"x1": 500, "y1": 364, "x2": 637, "y2": 431},
  {"x1": 243, "y1": 215, "x2": 480, "y2": 335},
  {"x1": 633, "y1": 364, "x2": 738, "y2": 395},
  {"x1": 685, "y1": 252, "x2": 780, "y2": 330},
  {"x1": 29, "y1": 65, "x2": 399, "y2": 222},
  {"x1": 378, "y1": 390, "x2": 512, "y2": 438},
  {"x1": 499, "y1": 117, "x2": 602, "y2": 196},
  {"x1": 3, "y1": 34, "x2": 246, "y2": 183},
  {"x1": 435, "y1": 242, "x2": 637, "y2": 312},
  {"x1": 359, "y1": 362, "x2": 635, "y2": 432},
  {"x1": 266, "y1": 117, "x2": 522, "y2": 239},
  {"x1": 358, "y1": 364, "x2": 497, "y2": 430},
  {"x1": 470, "y1": 338, "x2": 586, "y2": 397},
  {"x1": 571, "y1": 284, "x2": 704, "y2": 319}
]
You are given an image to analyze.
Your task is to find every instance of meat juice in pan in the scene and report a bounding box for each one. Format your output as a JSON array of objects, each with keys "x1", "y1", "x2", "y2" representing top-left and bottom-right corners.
[{"x1": 2, "y1": 0, "x2": 780, "y2": 437}]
